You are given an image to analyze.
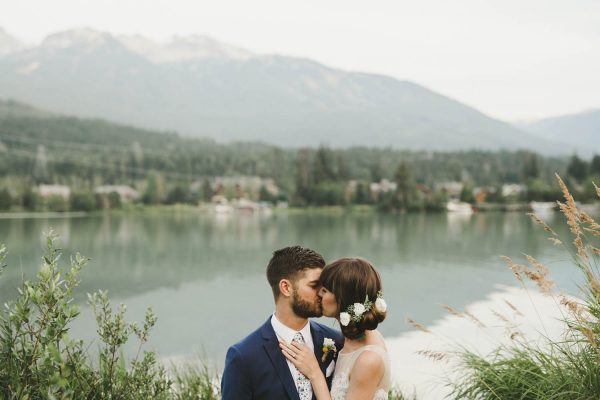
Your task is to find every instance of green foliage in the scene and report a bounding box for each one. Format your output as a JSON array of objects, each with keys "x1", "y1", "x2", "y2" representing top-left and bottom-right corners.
[
  {"x1": 0, "y1": 187, "x2": 12, "y2": 210},
  {"x1": 108, "y1": 191, "x2": 122, "y2": 209},
  {"x1": 306, "y1": 182, "x2": 347, "y2": 206},
  {"x1": 459, "y1": 183, "x2": 475, "y2": 203},
  {"x1": 70, "y1": 191, "x2": 98, "y2": 212},
  {"x1": 450, "y1": 178, "x2": 600, "y2": 399},
  {"x1": 388, "y1": 388, "x2": 417, "y2": 400},
  {"x1": 0, "y1": 111, "x2": 592, "y2": 211},
  {"x1": 394, "y1": 161, "x2": 418, "y2": 211},
  {"x1": 45, "y1": 195, "x2": 69, "y2": 212},
  {"x1": 524, "y1": 178, "x2": 562, "y2": 202},
  {"x1": 591, "y1": 155, "x2": 600, "y2": 175},
  {"x1": 313, "y1": 146, "x2": 337, "y2": 185},
  {"x1": 171, "y1": 364, "x2": 220, "y2": 400},
  {"x1": 567, "y1": 154, "x2": 588, "y2": 181},
  {"x1": 22, "y1": 186, "x2": 41, "y2": 211},
  {"x1": 353, "y1": 181, "x2": 373, "y2": 205},
  {"x1": 0, "y1": 230, "x2": 90, "y2": 398},
  {"x1": 143, "y1": 173, "x2": 167, "y2": 205},
  {"x1": 522, "y1": 152, "x2": 540, "y2": 180},
  {"x1": 453, "y1": 347, "x2": 600, "y2": 399},
  {"x1": 166, "y1": 185, "x2": 191, "y2": 205},
  {"x1": 0, "y1": 231, "x2": 220, "y2": 399},
  {"x1": 200, "y1": 179, "x2": 213, "y2": 202}
]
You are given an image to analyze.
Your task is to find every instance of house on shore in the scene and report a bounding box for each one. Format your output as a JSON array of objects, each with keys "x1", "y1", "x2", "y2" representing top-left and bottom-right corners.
[
  {"x1": 94, "y1": 185, "x2": 140, "y2": 202},
  {"x1": 38, "y1": 184, "x2": 70, "y2": 199}
]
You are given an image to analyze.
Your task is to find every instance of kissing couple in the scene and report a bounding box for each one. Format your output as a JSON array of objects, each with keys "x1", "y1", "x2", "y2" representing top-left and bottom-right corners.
[{"x1": 221, "y1": 246, "x2": 390, "y2": 400}]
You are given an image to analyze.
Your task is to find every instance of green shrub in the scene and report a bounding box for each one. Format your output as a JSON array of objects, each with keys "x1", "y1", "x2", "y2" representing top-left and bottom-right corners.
[
  {"x1": 0, "y1": 231, "x2": 219, "y2": 399},
  {"x1": 0, "y1": 187, "x2": 12, "y2": 210},
  {"x1": 45, "y1": 195, "x2": 69, "y2": 212},
  {"x1": 70, "y1": 191, "x2": 98, "y2": 212}
]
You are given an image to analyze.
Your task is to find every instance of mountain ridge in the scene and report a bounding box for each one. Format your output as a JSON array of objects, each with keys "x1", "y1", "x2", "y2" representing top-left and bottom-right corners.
[
  {"x1": 0, "y1": 28, "x2": 25, "y2": 56},
  {"x1": 519, "y1": 109, "x2": 600, "y2": 155},
  {"x1": 0, "y1": 27, "x2": 577, "y2": 154}
]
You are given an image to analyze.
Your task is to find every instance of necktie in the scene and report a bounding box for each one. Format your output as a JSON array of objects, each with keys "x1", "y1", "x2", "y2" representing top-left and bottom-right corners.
[{"x1": 293, "y1": 332, "x2": 312, "y2": 400}]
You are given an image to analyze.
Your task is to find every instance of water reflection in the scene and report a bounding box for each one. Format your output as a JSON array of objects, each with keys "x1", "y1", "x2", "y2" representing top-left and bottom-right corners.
[
  {"x1": 388, "y1": 285, "x2": 569, "y2": 399},
  {"x1": 0, "y1": 210, "x2": 580, "y2": 362}
]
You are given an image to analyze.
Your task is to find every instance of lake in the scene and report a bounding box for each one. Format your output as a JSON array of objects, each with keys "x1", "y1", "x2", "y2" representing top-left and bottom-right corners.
[{"x1": 0, "y1": 209, "x2": 582, "y2": 395}]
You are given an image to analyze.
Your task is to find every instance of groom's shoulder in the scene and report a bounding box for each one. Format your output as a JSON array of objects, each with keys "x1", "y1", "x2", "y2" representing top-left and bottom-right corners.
[{"x1": 227, "y1": 319, "x2": 270, "y2": 356}]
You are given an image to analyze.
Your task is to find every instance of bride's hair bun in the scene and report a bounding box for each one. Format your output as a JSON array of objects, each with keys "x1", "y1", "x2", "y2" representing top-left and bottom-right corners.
[{"x1": 320, "y1": 257, "x2": 386, "y2": 340}]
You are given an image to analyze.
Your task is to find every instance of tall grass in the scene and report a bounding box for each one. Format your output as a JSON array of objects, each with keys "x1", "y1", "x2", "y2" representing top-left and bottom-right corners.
[{"x1": 450, "y1": 175, "x2": 600, "y2": 399}]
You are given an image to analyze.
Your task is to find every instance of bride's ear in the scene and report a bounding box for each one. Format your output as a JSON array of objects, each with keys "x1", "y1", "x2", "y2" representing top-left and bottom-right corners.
[{"x1": 279, "y1": 279, "x2": 293, "y2": 298}]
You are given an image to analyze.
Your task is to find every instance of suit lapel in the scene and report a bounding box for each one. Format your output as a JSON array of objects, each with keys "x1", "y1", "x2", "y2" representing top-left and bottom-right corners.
[
  {"x1": 262, "y1": 320, "x2": 301, "y2": 400},
  {"x1": 310, "y1": 321, "x2": 328, "y2": 378}
]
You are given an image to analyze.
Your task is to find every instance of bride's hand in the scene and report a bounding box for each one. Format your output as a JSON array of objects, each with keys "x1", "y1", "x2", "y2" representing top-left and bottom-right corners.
[{"x1": 279, "y1": 340, "x2": 321, "y2": 381}]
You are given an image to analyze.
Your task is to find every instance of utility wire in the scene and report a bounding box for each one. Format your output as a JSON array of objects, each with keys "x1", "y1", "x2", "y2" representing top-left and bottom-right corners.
[
  {"x1": 1, "y1": 147, "x2": 201, "y2": 182},
  {"x1": 0, "y1": 130, "x2": 215, "y2": 158}
]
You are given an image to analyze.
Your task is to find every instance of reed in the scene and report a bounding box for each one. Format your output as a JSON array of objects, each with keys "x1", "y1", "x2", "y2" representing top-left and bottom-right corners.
[{"x1": 449, "y1": 175, "x2": 600, "y2": 399}]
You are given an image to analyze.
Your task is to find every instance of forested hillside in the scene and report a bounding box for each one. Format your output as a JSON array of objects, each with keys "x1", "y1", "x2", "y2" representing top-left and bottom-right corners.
[{"x1": 1, "y1": 100, "x2": 595, "y2": 211}]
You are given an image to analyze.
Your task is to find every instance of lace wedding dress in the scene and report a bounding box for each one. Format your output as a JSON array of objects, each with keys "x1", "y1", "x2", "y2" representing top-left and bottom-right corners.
[{"x1": 330, "y1": 344, "x2": 391, "y2": 400}]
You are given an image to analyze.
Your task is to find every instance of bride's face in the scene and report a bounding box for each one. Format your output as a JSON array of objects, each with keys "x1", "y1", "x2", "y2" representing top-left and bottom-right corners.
[{"x1": 318, "y1": 286, "x2": 338, "y2": 318}]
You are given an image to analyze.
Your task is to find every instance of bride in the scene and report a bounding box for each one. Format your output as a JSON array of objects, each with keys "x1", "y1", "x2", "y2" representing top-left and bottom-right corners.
[{"x1": 280, "y1": 257, "x2": 391, "y2": 400}]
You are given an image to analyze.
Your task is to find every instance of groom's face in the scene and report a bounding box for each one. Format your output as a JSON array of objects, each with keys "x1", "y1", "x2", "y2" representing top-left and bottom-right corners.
[{"x1": 291, "y1": 267, "x2": 323, "y2": 318}]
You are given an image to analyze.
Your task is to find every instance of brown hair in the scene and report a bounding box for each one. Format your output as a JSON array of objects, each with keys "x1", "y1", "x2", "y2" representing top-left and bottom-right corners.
[
  {"x1": 320, "y1": 257, "x2": 386, "y2": 339},
  {"x1": 266, "y1": 246, "x2": 326, "y2": 300}
]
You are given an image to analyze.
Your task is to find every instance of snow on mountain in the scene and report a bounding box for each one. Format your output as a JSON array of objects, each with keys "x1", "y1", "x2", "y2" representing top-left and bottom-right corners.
[
  {"x1": 119, "y1": 34, "x2": 253, "y2": 63},
  {"x1": 0, "y1": 27, "x2": 26, "y2": 56},
  {"x1": 0, "y1": 27, "x2": 574, "y2": 153},
  {"x1": 41, "y1": 28, "x2": 117, "y2": 50}
]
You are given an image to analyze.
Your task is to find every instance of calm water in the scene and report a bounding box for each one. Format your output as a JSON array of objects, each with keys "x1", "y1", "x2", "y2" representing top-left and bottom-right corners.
[{"x1": 0, "y1": 210, "x2": 580, "y2": 367}]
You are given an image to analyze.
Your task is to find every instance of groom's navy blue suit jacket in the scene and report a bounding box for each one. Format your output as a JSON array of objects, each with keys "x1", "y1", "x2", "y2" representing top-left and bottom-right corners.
[{"x1": 221, "y1": 317, "x2": 344, "y2": 400}]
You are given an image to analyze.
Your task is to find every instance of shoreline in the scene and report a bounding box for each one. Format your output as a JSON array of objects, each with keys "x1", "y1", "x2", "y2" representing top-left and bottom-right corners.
[{"x1": 0, "y1": 202, "x2": 587, "y2": 218}]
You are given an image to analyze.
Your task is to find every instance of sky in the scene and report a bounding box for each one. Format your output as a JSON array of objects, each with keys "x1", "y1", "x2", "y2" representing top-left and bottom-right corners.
[{"x1": 1, "y1": 0, "x2": 599, "y2": 122}]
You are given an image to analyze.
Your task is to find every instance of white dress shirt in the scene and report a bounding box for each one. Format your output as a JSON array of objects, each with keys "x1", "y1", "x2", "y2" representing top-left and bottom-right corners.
[{"x1": 271, "y1": 314, "x2": 314, "y2": 396}]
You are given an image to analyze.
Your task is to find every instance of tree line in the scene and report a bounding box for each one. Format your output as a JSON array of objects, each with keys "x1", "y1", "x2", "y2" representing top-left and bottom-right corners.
[{"x1": 0, "y1": 113, "x2": 597, "y2": 212}]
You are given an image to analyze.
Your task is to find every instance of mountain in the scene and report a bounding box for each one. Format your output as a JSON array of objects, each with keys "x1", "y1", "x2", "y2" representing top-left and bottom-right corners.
[
  {"x1": 0, "y1": 27, "x2": 567, "y2": 153},
  {"x1": 0, "y1": 28, "x2": 25, "y2": 57},
  {"x1": 520, "y1": 109, "x2": 600, "y2": 154},
  {"x1": 118, "y1": 34, "x2": 253, "y2": 63},
  {"x1": 0, "y1": 98, "x2": 54, "y2": 119}
]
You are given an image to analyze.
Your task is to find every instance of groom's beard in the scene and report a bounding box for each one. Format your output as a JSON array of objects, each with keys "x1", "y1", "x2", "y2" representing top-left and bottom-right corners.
[{"x1": 292, "y1": 291, "x2": 323, "y2": 318}]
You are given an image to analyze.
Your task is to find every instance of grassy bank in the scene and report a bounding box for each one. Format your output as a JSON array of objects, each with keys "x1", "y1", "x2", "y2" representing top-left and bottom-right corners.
[{"x1": 446, "y1": 176, "x2": 600, "y2": 399}]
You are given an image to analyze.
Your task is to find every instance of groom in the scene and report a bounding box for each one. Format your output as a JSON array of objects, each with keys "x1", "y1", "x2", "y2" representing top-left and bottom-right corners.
[{"x1": 221, "y1": 246, "x2": 344, "y2": 400}]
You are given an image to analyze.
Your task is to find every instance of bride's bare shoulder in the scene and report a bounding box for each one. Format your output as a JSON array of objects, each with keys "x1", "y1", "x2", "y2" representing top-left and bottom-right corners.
[{"x1": 351, "y1": 350, "x2": 385, "y2": 381}]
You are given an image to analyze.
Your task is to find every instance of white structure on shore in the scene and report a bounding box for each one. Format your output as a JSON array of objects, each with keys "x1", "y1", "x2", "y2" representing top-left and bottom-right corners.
[
  {"x1": 502, "y1": 184, "x2": 525, "y2": 198},
  {"x1": 436, "y1": 181, "x2": 464, "y2": 200},
  {"x1": 95, "y1": 185, "x2": 140, "y2": 202},
  {"x1": 370, "y1": 179, "x2": 397, "y2": 195},
  {"x1": 529, "y1": 201, "x2": 556, "y2": 214},
  {"x1": 446, "y1": 199, "x2": 473, "y2": 213},
  {"x1": 38, "y1": 184, "x2": 70, "y2": 199}
]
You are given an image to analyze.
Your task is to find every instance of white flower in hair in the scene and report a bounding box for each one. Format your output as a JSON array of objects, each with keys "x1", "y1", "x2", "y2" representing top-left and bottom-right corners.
[
  {"x1": 353, "y1": 303, "x2": 366, "y2": 317},
  {"x1": 339, "y1": 312, "x2": 351, "y2": 326},
  {"x1": 375, "y1": 297, "x2": 387, "y2": 313}
]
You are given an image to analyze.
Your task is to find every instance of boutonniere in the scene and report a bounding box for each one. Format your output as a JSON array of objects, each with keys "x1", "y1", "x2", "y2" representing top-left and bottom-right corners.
[{"x1": 321, "y1": 337, "x2": 337, "y2": 362}]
